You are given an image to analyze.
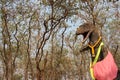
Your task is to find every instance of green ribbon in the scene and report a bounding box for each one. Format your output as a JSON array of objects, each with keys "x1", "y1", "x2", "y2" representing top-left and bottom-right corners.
[
  {"x1": 90, "y1": 42, "x2": 104, "y2": 80},
  {"x1": 93, "y1": 42, "x2": 104, "y2": 65}
]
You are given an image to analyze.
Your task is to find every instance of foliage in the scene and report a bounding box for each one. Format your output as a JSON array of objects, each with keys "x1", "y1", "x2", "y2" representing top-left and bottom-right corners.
[{"x1": 0, "y1": 0, "x2": 120, "y2": 80}]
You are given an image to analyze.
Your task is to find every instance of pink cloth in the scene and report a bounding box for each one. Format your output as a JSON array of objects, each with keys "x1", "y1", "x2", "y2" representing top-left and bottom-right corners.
[{"x1": 93, "y1": 51, "x2": 118, "y2": 80}]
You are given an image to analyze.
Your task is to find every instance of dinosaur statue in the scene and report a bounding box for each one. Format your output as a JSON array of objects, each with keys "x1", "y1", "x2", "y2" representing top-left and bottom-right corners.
[
  {"x1": 76, "y1": 23, "x2": 120, "y2": 80},
  {"x1": 76, "y1": 23, "x2": 105, "y2": 62}
]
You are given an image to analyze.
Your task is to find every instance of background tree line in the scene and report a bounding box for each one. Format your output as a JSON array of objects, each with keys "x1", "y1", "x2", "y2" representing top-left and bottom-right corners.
[{"x1": 0, "y1": 0, "x2": 120, "y2": 80}]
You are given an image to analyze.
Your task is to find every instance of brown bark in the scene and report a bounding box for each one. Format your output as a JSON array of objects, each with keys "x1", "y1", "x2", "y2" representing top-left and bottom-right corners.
[{"x1": 1, "y1": 7, "x2": 13, "y2": 80}]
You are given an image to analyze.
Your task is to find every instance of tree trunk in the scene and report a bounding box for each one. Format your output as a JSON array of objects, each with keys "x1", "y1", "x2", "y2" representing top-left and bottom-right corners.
[
  {"x1": 36, "y1": 62, "x2": 41, "y2": 80},
  {"x1": 4, "y1": 54, "x2": 13, "y2": 80}
]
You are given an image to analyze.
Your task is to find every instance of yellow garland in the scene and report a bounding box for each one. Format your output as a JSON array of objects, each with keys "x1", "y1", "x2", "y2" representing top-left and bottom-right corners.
[{"x1": 88, "y1": 37, "x2": 102, "y2": 57}]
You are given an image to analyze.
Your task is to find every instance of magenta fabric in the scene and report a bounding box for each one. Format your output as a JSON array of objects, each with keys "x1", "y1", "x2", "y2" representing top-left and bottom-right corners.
[{"x1": 93, "y1": 51, "x2": 118, "y2": 80}]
